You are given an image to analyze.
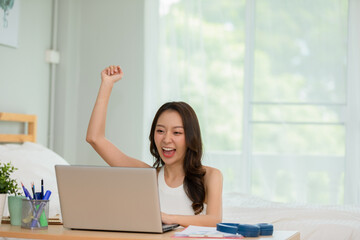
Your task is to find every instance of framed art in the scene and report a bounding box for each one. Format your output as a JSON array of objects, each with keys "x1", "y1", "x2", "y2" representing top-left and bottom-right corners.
[{"x1": 0, "y1": 0, "x2": 20, "y2": 48}]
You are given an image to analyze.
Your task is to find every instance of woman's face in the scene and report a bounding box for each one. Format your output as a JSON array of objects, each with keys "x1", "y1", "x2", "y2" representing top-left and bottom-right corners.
[{"x1": 154, "y1": 110, "x2": 186, "y2": 166}]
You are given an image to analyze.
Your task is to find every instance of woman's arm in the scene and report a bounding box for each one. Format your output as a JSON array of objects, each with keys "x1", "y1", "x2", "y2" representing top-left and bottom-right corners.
[
  {"x1": 161, "y1": 167, "x2": 223, "y2": 227},
  {"x1": 86, "y1": 65, "x2": 150, "y2": 168}
]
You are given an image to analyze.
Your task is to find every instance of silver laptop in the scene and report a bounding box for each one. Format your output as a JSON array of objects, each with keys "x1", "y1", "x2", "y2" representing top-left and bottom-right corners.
[{"x1": 55, "y1": 165, "x2": 179, "y2": 233}]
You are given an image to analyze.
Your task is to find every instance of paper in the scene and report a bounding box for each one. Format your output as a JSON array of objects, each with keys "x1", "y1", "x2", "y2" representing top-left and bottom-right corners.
[{"x1": 173, "y1": 225, "x2": 243, "y2": 238}]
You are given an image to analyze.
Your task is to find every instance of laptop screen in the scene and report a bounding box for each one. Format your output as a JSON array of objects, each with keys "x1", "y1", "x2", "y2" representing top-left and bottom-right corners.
[{"x1": 55, "y1": 165, "x2": 166, "y2": 233}]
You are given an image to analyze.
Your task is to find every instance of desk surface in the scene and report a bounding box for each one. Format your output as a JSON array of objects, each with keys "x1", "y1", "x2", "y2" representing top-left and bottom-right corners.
[{"x1": 0, "y1": 224, "x2": 300, "y2": 240}]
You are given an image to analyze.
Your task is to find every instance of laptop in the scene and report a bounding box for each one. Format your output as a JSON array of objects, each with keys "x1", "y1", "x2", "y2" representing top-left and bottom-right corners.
[{"x1": 55, "y1": 165, "x2": 179, "y2": 233}]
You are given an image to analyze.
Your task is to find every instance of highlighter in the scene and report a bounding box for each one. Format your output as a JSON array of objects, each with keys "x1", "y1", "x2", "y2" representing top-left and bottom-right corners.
[
  {"x1": 39, "y1": 190, "x2": 52, "y2": 227},
  {"x1": 42, "y1": 190, "x2": 51, "y2": 200}
]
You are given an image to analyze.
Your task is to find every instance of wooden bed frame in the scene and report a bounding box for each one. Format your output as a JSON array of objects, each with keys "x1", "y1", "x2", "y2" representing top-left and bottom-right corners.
[{"x1": 0, "y1": 112, "x2": 37, "y2": 143}]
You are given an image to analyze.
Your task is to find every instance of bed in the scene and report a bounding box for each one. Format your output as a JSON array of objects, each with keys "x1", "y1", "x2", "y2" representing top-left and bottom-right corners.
[
  {"x1": 1, "y1": 113, "x2": 360, "y2": 240},
  {"x1": 222, "y1": 192, "x2": 360, "y2": 240},
  {"x1": 0, "y1": 112, "x2": 69, "y2": 223}
]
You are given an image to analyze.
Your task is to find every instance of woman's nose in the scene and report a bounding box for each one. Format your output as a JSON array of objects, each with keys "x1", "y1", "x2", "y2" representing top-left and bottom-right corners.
[{"x1": 163, "y1": 132, "x2": 172, "y2": 143}]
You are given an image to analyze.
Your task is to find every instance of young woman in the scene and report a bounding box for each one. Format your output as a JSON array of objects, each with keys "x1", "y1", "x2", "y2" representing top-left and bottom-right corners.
[{"x1": 86, "y1": 65, "x2": 223, "y2": 227}]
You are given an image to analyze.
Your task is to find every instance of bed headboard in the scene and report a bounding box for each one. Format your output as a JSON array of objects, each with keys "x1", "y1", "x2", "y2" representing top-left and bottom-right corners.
[{"x1": 0, "y1": 112, "x2": 37, "y2": 143}]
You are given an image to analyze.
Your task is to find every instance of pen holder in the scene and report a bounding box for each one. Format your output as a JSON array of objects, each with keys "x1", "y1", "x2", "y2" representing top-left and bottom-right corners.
[{"x1": 21, "y1": 199, "x2": 49, "y2": 229}]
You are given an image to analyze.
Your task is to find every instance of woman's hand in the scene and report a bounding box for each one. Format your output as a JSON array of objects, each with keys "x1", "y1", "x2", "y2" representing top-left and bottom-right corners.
[
  {"x1": 101, "y1": 65, "x2": 124, "y2": 84},
  {"x1": 161, "y1": 212, "x2": 175, "y2": 225}
]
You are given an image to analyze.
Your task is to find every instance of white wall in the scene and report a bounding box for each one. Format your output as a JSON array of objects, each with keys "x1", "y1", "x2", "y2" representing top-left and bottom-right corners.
[
  {"x1": 0, "y1": 0, "x2": 146, "y2": 166},
  {"x1": 54, "y1": 0, "x2": 145, "y2": 165},
  {"x1": 0, "y1": 0, "x2": 53, "y2": 145}
]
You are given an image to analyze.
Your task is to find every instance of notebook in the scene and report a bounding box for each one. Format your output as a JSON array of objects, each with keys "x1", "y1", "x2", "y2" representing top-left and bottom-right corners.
[{"x1": 55, "y1": 165, "x2": 179, "y2": 233}]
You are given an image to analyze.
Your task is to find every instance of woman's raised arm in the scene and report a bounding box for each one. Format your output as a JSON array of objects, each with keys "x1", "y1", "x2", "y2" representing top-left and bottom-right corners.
[{"x1": 86, "y1": 65, "x2": 150, "y2": 168}]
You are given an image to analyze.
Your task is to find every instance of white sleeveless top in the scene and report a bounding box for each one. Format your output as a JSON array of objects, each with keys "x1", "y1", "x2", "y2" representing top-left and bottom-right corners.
[{"x1": 158, "y1": 167, "x2": 206, "y2": 215}]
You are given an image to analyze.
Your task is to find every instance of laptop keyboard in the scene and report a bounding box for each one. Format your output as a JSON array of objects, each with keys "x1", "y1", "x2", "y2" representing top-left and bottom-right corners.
[{"x1": 162, "y1": 223, "x2": 180, "y2": 232}]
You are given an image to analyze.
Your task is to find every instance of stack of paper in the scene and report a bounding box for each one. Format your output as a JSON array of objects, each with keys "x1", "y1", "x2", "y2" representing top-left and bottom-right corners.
[{"x1": 173, "y1": 225, "x2": 243, "y2": 238}]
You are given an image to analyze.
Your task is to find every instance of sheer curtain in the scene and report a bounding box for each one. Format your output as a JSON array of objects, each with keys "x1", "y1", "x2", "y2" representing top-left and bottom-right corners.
[{"x1": 145, "y1": 0, "x2": 360, "y2": 205}]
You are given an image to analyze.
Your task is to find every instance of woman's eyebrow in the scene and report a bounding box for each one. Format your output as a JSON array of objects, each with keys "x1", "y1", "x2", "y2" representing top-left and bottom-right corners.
[{"x1": 156, "y1": 124, "x2": 184, "y2": 129}]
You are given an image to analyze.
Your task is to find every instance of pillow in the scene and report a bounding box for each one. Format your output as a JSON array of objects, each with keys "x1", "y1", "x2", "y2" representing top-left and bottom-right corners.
[{"x1": 0, "y1": 142, "x2": 69, "y2": 218}]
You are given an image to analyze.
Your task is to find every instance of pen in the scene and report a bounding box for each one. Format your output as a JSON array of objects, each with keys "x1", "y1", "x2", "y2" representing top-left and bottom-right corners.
[
  {"x1": 31, "y1": 182, "x2": 36, "y2": 200},
  {"x1": 41, "y1": 179, "x2": 44, "y2": 199},
  {"x1": 21, "y1": 182, "x2": 32, "y2": 199}
]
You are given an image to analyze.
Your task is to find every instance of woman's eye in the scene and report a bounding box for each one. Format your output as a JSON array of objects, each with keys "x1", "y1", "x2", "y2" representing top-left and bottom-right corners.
[
  {"x1": 174, "y1": 132, "x2": 182, "y2": 135},
  {"x1": 156, "y1": 129, "x2": 164, "y2": 133}
]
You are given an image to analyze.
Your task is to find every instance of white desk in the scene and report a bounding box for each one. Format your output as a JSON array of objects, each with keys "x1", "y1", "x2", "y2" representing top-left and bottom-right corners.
[{"x1": 0, "y1": 224, "x2": 300, "y2": 240}]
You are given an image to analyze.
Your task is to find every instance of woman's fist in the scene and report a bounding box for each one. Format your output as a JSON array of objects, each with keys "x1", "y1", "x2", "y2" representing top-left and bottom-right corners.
[{"x1": 101, "y1": 65, "x2": 124, "y2": 84}]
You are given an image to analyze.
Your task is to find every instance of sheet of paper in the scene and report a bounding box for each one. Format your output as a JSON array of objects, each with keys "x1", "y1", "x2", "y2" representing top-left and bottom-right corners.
[{"x1": 174, "y1": 225, "x2": 243, "y2": 238}]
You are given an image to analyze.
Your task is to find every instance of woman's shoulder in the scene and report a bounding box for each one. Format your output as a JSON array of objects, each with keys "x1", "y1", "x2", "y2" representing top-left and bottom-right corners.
[
  {"x1": 203, "y1": 166, "x2": 223, "y2": 198},
  {"x1": 203, "y1": 166, "x2": 223, "y2": 181}
]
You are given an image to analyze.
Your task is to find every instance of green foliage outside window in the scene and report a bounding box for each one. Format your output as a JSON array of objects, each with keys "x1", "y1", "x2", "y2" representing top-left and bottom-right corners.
[{"x1": 159, "y1": 0, "x2": 348, "y2": 204}]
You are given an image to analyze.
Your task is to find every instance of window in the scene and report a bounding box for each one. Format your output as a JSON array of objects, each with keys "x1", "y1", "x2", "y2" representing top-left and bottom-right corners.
[{"x1": 145, "y1": 0, "x2": 360, "y2": 204}]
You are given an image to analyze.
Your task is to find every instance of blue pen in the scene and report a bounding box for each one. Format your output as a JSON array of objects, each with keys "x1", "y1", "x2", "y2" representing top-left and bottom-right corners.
[
  {"x1": 21, "y1": 182, "x2": 32, "y2": 199},
  {"x1": 32, "y1": 182, "x2": 36, "y2": 200},
  {"x1": 41, "y1": 179, "x2": 44, "y2": 199}
]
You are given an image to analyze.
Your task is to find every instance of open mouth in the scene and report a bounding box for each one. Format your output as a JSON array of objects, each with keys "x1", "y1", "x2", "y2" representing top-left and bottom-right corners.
[{"x1": 162, "y1": 147, "x2": 176, "y2": 158}]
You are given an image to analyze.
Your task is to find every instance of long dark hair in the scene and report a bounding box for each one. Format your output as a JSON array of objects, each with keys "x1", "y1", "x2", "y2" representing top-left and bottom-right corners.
[{"x1": 149, "y1": 102, "x2": 206, "y2": 215}]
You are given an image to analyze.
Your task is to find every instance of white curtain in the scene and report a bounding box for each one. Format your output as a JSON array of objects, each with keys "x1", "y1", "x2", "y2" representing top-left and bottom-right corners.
[{"x1": 145, "y1": 0, "x2": 360, "y2": 205}]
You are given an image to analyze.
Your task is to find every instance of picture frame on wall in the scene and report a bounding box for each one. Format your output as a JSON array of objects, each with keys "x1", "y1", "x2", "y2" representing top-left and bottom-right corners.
[{"x1": 0, "y1": 0, "x2": 20, "y2": 48}]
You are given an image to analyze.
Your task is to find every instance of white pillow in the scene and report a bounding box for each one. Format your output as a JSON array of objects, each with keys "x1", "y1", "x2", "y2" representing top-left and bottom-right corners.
[{"x1": 0, "y1": 142, "x2": 69, "y2": 218}]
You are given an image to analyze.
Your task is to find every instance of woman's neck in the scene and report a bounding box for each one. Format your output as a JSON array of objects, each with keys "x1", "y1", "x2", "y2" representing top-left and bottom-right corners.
[{"x1": 164, "y1": 164, "x2": 185, "y2": 187}]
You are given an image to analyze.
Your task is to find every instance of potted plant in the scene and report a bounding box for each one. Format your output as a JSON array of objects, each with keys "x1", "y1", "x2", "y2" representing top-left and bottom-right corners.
[{"x1": 0, "y1": 162, "x2": 21, "y2": 225}]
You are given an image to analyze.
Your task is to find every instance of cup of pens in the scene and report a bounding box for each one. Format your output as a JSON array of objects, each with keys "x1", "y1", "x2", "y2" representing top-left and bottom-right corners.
[
  {"x1": 20, "y1": 181, "x2": 51, "y2": 229},
  {"x1": 21, "y1": 198, "x2": 50, "y2": 229}
]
